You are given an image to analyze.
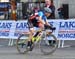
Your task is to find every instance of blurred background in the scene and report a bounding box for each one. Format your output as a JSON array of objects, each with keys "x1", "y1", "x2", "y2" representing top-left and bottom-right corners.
[{"x1": 0, "y1": 0, "x2": 75, "y2": 20}]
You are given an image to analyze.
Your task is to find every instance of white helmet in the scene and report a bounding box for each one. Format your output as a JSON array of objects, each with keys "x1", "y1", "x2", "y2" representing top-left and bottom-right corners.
[{"x1": 44, "y1": 7, "x2": 52, "y2": 13}]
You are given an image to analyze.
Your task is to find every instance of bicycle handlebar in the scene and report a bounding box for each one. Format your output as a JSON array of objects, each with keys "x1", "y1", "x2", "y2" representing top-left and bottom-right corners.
[{"x1": 44, "y1": 24, "x2": 56, "y2": 31}]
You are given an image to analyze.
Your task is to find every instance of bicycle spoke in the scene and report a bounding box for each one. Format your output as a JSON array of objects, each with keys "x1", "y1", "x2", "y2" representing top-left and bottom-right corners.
[
  {"x1": 16, "y1": 34, "x2": 29, "y2": 54},
  {"x1": 40, "y1": 34, "x2": 58, "y2": 55}
]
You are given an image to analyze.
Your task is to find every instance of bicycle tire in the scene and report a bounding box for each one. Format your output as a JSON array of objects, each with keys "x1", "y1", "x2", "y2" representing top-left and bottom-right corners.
[
  {"x1": 40, "y1": 34, "x2": 58, "y2": 55},
  {"x1": 16, "y1": 34, "x2": 29, "y2": 54}
]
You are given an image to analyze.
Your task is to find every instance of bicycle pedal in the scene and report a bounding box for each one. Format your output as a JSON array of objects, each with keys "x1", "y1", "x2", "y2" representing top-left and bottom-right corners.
[
  {"x1": 26, "y1": 46, "x2": 31, "y2": 51},
  {"x1": 27, "y1": 46, "x2": 34, "y2": 51}
]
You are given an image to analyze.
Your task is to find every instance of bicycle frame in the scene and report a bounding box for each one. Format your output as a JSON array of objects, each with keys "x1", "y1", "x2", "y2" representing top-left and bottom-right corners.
[
  {"x1": 31, "y1": 29, "x2": 53, "y2": 44},
  {"x1": 16, "y1": 26, "x2": 57, "y2": 55}
]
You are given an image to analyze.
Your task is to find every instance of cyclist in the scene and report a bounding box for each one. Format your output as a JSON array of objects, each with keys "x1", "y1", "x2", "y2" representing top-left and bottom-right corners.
[{"x1": 27, "y1": 7, "x2": 56, "y2": 50}]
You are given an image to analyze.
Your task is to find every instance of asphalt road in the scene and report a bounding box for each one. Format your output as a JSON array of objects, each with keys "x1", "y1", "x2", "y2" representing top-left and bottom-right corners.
[
  {"x1": 0, "y1": 39, "x2": 75, "y2": 59},
  {"x1": 0, "y1": 45, "x2": 75, "y2": 59}
]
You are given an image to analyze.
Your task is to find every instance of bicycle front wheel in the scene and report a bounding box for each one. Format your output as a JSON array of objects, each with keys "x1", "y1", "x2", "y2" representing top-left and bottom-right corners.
[
  {"x1": 16, "y1": 34, "x2": 29, "y2": 54},
  {"x1": 40, "y1": 34, "x2": 58, "y2": 55}
]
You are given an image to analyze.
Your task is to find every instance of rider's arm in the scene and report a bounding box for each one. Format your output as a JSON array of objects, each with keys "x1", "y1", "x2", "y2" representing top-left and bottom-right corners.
[
  {"x1": 38, "y1": 16, "x2": 45, "y2": 24},
  {"x1": 42, "y1": 15, "x2": 50, "y2": 26},
  {"x1": 45, "y1": 19, "x2": 50, "y2": 26},
  {"x1": 43, "y1": 16, "x2": 52, "y2": 27},
  {"x1": 38, "y1": 11, "x2": 45, "y2": 24}
]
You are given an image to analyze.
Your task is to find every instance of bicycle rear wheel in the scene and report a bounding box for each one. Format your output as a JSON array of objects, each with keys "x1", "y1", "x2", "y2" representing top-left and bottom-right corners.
[
  {"x1": 40, "y1": 34, "x2": 58, "y2": 55},
  {"x1": 16, "y1": 34, "x2": 29, "y2": 54}
]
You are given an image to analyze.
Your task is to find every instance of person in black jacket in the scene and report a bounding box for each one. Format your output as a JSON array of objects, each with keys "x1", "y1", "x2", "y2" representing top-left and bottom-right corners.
[
  {"x1": 57, "y1": 6, "x2": 64, "y2": 19},
  {"x1": 45, "y1": 0, "x2": 55, "y2": 19},
  {"x1": 45, "y1": 0, "x2": 56, "y2": 44}
]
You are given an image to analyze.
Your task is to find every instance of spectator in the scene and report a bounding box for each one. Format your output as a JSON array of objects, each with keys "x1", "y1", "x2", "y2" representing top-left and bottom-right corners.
[
  {"x1": 44, "y1": 0, "x2": 55, "y2": 19},
  {"x1": 57, "y1": 5, "x2": 64, "y2": 19},
  {"x1": 44, "y1": 0, "x2": 56, "y2": 44}
]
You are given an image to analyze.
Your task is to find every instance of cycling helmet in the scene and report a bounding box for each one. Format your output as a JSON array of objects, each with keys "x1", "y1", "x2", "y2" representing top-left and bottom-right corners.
[{"x1": 44, "y1": 7, "x2": 52, "y2": 13}]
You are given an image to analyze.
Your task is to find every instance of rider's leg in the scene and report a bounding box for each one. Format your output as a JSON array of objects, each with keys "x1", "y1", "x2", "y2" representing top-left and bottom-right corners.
[
  {"x1": 29, "y1": 28, "x2": 34, "y2": 41},
  {"x1": 27, "y1": 28, "x2": 34, "y2": 48},
  {"x1": 27, "y1": 20, "x2": 34, "y2": 47},
  {"x1": 38, "y1": 22, "x2": 44, "y2": 35},
  {"x1": 38, "y1": 22, "x2": 44, "y2": 30},
  {"x1": 32, "y1": 23, "x2": 44, "y2": 42},
  {"x1": 27, "y1": 28, "x2": 37, "y2": 51}
]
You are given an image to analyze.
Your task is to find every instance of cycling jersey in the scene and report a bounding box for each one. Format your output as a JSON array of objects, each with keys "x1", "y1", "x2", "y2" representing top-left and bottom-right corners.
[
  {"x1": 38, "y1": 11, "x2": 47, "y2": 22},
  {"x1": 27, "y1": 11, "x2": 47, "y2": 29}
]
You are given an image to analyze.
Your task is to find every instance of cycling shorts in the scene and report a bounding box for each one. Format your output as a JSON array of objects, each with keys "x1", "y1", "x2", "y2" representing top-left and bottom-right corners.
[{"x1": 27, "y1": 18, "x2": 41, "y2": 29}]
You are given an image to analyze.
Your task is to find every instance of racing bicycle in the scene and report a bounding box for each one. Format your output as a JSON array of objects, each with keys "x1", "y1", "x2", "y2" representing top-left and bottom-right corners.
[{"x1": 16, "y1": 25, "x2": 58, "y2": 55}]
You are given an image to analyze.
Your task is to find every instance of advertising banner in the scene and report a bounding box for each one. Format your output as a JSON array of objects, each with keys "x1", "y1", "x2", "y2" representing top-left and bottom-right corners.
[
  {"x1": 57, "y1": 20, "x2": 75, "y2": 40},
  {"x1": 0, "y1": 19, "x2": 75, "y2": 40},
  {"x1": 0, "y1": 20, "x2": 14, "y2": 38}
]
